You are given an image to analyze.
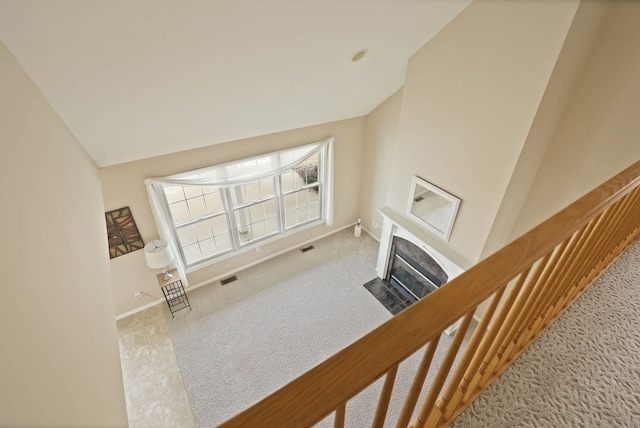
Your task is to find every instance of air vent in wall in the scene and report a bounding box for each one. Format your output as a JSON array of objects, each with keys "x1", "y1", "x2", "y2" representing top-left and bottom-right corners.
[
  {"x1": 220, "y1": 275, "x2": 238, "y2": 286},
  {"x1": 300, "y1": 245, "x2": 315, "y2": 253}
]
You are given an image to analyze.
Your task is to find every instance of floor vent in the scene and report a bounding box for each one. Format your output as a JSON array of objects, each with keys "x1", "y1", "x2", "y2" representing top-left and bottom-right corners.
[
  {"x1": 414, "y1": 196, "x2": 424, "y2": 202},
  {"x1": 220, "y1": 275, "x2": 238, "y2": 286},
  {"x1": 300, "y1": 245, "x2": 315, "y2": 253}
]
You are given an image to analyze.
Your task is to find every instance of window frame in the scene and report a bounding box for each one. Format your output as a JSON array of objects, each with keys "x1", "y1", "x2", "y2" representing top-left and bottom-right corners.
[{"x1": 153, "y1": 146, "x2": 327, "y2": 271}]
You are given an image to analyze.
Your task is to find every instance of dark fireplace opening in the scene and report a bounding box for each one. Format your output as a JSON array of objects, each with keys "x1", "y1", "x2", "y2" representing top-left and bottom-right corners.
[
  {"x1": 388, "y1": 249, "x2": 442, "y2": 303},
  {"x1": 385, "y1": 237, "x2": 448, "y2": 304}
]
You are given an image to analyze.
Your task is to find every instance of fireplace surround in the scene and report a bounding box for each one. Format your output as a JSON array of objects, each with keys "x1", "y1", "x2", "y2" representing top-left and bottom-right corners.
[
  {"x1": 375, "y1": 207, "x2": 471, "y2": 332},
  {"x1": 387, "y1": 238, "x2": 446, "y2": 303}
]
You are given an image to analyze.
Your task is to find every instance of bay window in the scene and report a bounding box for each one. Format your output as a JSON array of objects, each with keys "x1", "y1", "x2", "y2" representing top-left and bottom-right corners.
[{"x1": 145, "y1": 137, "x2": 334, "y2": 275}]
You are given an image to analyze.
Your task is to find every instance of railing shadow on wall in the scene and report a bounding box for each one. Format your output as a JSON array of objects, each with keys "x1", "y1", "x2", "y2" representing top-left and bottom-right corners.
[{"x1": 219, "y1": 160, "x2": 640, "y2": 428}]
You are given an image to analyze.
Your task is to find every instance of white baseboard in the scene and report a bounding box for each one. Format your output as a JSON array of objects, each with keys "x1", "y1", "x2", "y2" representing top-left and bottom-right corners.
[
  {"x1": 115, "y1": 223, "x2": 356, "y2": 320},
  {"x1": 188, "y1": 222, "x2": 355, "y2": 291},
  {"x1": 116, "y1": 298, "x2": 165, "y2": 320},
  {"x1": 362, "y1": 226, "x2": 380, "y2": 242}
]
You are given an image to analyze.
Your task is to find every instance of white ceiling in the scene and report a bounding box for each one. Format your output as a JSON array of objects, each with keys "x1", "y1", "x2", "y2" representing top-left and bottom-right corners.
[{"x1": 0, "y1": 0, "x2": 471, "y2": 166}]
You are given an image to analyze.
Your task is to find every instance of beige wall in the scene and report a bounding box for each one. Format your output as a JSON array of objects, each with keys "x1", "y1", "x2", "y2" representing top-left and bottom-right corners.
[
  {"x1": 480, "y1": 0, "x2": 611, "y2": 259},
  {"x1": 385, "y1": 0, "x2": 579, "y2": 263},
  {"x1": 358, "y1": 88, "x2": 403, "y2": 240},
  {"x1": 0, "y1": 41, "x2": 127, "y2": 426},
  {"x1": 512, "y1": 1, "x2": 640, "y2": 238},
  {"x1": 101, "y1": 118, "x2": 365, "y2": 316}
]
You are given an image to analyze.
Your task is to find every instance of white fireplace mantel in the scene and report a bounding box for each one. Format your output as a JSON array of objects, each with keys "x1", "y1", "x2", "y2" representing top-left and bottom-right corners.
[
  {"x1": 377, "y1": 207, "x2": 474, "y2": 335},
  {"x1": 376, "y1": 207, "x2": 472, "y2": 282}
]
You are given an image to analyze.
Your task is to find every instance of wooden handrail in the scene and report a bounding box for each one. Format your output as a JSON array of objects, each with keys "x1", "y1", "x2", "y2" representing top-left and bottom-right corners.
[{"x1": 220, "y1": 161, "x2": 640, "y2": 428}]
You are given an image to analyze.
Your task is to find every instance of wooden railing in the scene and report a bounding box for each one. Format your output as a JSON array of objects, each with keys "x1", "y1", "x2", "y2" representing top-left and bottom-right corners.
[{"x1": 220, "y1": 161, "x2": 640, "y2": 428}]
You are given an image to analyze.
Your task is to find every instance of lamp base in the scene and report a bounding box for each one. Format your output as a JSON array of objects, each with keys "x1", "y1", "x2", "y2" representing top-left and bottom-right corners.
[{"x1": 161, "y1": 266, "x2": 173, "y2": 281}]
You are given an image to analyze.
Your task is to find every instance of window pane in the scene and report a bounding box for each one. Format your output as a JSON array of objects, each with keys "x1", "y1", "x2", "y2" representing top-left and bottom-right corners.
[
  {"x1": 177, "y1": 225, "x2": 197, "y2": 246},
  {"x1": 183, "y1": 243, "x2": 202, "y2": 264},
  {"x1": 296, "y1": 156, "x2": 318, "y2": 186},
  {"x1": 234, "y1": 199, "x2": 278, "y2": 244},
  {"x1": 210, "y1": 214, "x2": 228, "y2": 234},
  {"x1": 230, "y1": 179, "x2": 276, "y2": 207},
  {"x1": 308, "y1": 202, "x2": 320, "y2": 220},
  {"x1": 249, "y1": 204, "x2": 265, "y2": 222},
  {"x1": 193, "y1": 220, "x2": 213, "y2": 240},
  {"x1": 184, "y1": 186, "x2": 203, "y2": 199},
  {"x1": 281, "y1": 170, "x2": 296, "y2": 192},
  {"x1": 204, "y1": 191, "x2": 224, "y2": 214},
  {"x1": 187, "y1": 196, "x2": 207, "y2": 218},
  {"x1": 244, "y1": 182, "x2": 260, "y2": 202},
  {"x1": 214, "y1": 232, "x2": 232, "y2": 252},
  {"x1": 199, "y1": 239, "x2": 217, "y2": 258},
  {"x1": 179, "y1": 218, "x2": 232, "y2": 261},
  {"x1": 259, "y1": 178, "x2": 275, "y2": 198},
  {"x1": 170, "y1": 201, "x2": 190, "y2": 224},
  {"x1": 284, "y1": 189, "x2": 320, "y2": 229},
  {"x1": 164, "y1": 186, "x2": 185, "y2": 204},
  {"x1": 282, "y1": 154, "x2": 319, "y2": 193},
  {"x1": 266, "y1": 216, "x2": 279, "y2": 235}
]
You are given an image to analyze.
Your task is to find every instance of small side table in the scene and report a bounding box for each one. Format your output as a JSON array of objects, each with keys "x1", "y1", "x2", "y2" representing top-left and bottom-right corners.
[{"x1": 156, "y1": 269, "x2": 192, "y2": 317}]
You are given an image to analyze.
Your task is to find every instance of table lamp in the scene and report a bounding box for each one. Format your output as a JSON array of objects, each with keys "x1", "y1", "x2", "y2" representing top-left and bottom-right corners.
[{"x1": 144, "y1": 240, "x2": 175, "y2": 280}]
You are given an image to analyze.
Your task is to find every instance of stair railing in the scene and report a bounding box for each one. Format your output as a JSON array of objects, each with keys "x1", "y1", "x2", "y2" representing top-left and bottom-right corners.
[{"x1": 220, "y1": 161, "x2": 640, "y2": 428}]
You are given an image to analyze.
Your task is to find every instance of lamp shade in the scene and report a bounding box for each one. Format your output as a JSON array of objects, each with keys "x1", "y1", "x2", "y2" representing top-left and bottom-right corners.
[{"x1": 144, "y1": 240, "x2": 174, "y2": 268}]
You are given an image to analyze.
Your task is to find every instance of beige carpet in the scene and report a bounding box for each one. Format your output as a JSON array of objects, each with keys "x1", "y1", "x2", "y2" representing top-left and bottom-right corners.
[
  {"x1": 167, "y1": 229, "x2": 465, "y2": 427},
  {"x1": 452, "y1": 238, "x2": 640, "y2": 427},
  {"x1": 168, "y1": 229, "x2": 639, "y2": 427}
]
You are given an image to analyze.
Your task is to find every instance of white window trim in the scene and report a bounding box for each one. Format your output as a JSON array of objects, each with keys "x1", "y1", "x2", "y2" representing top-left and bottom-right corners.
[{"x1": 145, "y1": 137, "x2": 334, "y2": 274}]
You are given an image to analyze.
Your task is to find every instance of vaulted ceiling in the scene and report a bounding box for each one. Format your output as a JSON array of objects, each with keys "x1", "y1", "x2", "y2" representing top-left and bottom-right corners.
[{"x1": 0, "y1": 0, "x2": 472, "y2": 166}]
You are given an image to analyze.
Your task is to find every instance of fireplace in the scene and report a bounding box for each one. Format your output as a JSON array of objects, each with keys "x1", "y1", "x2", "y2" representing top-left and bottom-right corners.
[
  {"x1": 373, "y1": 207, "x2": 471, "y2": 332},
  {"x1": 386, "y1": 238, "x2": 446, "y2": 303}
]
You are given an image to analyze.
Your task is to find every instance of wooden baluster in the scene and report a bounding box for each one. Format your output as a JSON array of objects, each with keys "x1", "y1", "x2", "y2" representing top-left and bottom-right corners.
[
  {"x1": 413, "y1": 310, "x2": 475, "y2": 428},
  {"x1": 517, "y1": 229, "x2": 585, "y2": 349},
  {"x1": 522, "y1": 226, "x2": 588, "y2": 344},
  {"x1": 460, "y1": 268, "x2": 531, "y2": 403},
  {"x1": 435, "y1": 286, "x2": 506, "y2": 424},
  {"x1": 571, "y1": 191, "x2": 640, "y2": 304},
  {"x1": 372, "y1": 364, "x2": 399, "y2": 428},
  {"x1": 476, "y1": 254, "x2": 550, "y2": 387},
  {"x1": 573, "y1": 209, "x2": 608, "y2": 278},
  {"x1": 395, "y1": 336, "x2": 441, "y2": 428},
  {"x1": 587, "y1": 196, "x2": 627, "y2": 269},
  {"x1": 549, "y1": 215, "x2": 602, "y2": 312},
  {"x1": 334, "y1": 402, "x2": 346, "y2": 428},
  {"x1": 548, "y1": 194, "x2": 639, "y2": 335},
  {"x1": 597, "y1": 189, "x2": 640, "y2": 269},
  {"x1": 624, "y1": 192, "x2": 640, "y2": 244},
  {"x1": 569, "y1": 200, "x2": 624, "y2": 301},
  {"x1": 570, "y1": 227, "x2": 616, "y2": 303},
  {"x1": 550, "y1": 217, "x2": 605, "y2": 314},
  {"x1": 604, "y1": 191, "x2": 637, "y2": 247},
  {"x1": 602, "y1": 191, "x2": 635, "y2": 252},
  {"x1": 615, "y1": 192, "x2": 640, "y2": 249},
  {"x1": 500, "y1": 246, "x2": 562, "y2": 365},
  {"x1": 575, "y1": 204, "x2": 617, "y2": 287},
  {"x1": 508, "y1": 239, "x2": 570, "y2": 353}
]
